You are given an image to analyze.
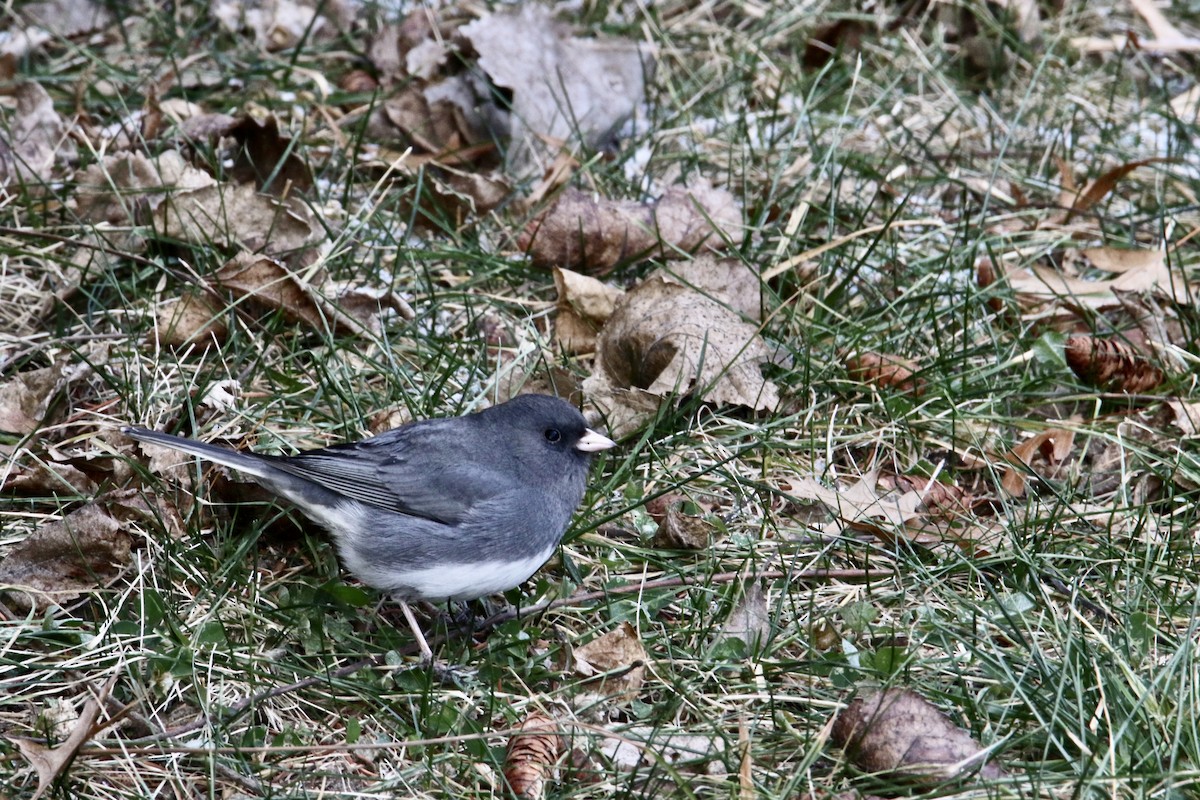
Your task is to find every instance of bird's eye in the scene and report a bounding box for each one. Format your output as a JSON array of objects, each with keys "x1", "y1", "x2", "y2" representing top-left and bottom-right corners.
[{"x1": 544, "y1": 428, "x2": 562, "y2": 444}]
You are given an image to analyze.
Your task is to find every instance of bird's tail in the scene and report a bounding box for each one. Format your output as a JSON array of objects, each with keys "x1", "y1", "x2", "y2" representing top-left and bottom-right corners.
[{"x1": 122, "y1": 426, "x2": 274, "y2": 479}]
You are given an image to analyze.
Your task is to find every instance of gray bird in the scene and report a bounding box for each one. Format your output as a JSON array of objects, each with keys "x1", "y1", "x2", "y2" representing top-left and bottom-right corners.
[{"x1": 123, "y1": 394, "x2": 615, "y2": 660}]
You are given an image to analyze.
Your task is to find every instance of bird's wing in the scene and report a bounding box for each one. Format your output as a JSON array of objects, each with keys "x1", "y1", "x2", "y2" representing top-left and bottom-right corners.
[{"x1": 266, "y1": 424, "x2": 512, "y2": 524}]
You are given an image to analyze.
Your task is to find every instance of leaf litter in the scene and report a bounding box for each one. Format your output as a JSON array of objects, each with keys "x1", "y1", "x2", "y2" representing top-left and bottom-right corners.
[{"x1": 3, "y1": 0, "x2": 1200, "y2": 797}]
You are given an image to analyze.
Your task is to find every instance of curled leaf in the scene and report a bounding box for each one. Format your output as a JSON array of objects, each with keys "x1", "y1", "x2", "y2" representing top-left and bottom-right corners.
[{"x1": 831, "y1": 688, "x2": 1006, "y2": 783}]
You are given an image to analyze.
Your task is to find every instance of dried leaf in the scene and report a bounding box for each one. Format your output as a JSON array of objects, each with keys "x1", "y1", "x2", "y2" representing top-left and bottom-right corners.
[
  {"x1": 846, "y1": 352, "x2": 925, "y2": 395},
  {"x1": 1165, "y1": 399, "x2": 1200, "y2": 436},
  {"x1": 1066, "y1": 158, "x2": 1175, "y2": 215},
  {"x1": 72, "y1": 150, "x2": 318, "y2": 254},
  {"x1": 214, "y1": 253, "x2": 399, "y2": 336},
  {"x1": 461, "y1": 5, "x2": 655, "y2": 178},
  {"x1": 573, "y1": 621, "x2": 647, "y2": 702},
  {"x1": 653, "y1": 501, "x2": 715, "y2": 550},
  {"x1": 0, "y1": 362, "x2": 89, "y2": 435},
  {"x1": 0, "y1": 504, "x2": 132, "y2": 611},
  {"x1": 212, "y1": 0, "x2": 334, "y2": 51},
  {"x1": 1065, "y1": 335, "x2": 1164, "y2": 394},
  {"x1": 554, "y1": 268, "x2": 623, "y2": 355},
  {"x1": 154, "y1": 291, "x2": 228, "y2": 348},
  {"x1": 803, "y1": 19, "x2": 868, "y2": 68},
  {"x1": 831, "y1": 688, "x2": 1006, "y2": 783},
  {"x1": 584, "y1": 275, "x2": 779, "y2": 436},
  {"x1": 522, "y1": 184, "x2": 740, "y2": 273},
  {"x1": 503, "y1": 712, "x2": 564, "y2": 800},
  {"x1": 1001, "y1": 428, "x2": 1076, "y2": 497},
  {"x1": 15, "y1": 689, "x2": 106, "y2": 800},
  {"x1": 599, "y1": 727, "x2": 726, "y2": 777},
  {"x1": 654, "y1": 254, "x2": 763, "y2": 321},
  {"x1": 785, "y1": 471, "x2": 925, "y2": 532},
  {"x1": 717, "y1": 583, "x2": 770, "y2": 652},
  {"x1": 1001, "y1": 248, "x2": 1190, "y2": 310},
  {"x1": 227, "y1": 114, "x2": 314, "y2": 196},
  {"x1": 16, "y1": 0, "x2": 113, "y2": 39},
  {"x1": 0, "y1": 82, "x2": 77, "y2": 188}
]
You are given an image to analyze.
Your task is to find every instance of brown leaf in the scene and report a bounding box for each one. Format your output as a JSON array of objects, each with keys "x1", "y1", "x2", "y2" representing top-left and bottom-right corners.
[
  {"x1": 1000, "y1": 247, "x2": 1190, "y2": 310},
  {"x1": 16, "y1": 0, "x2": 113, "y2": 39},
  {"x1": 583, "y1": 275, "x2": 779, "y2": 435},
  {"x1": 846, "y1": 352, "x2": 925, "y2": 395},
  {"x1": 654, "y1": 255, "x2": 763, "y2": 321},
  {"x1": 0, "y1": 82, "x2": 77, "y2": 188},
  {"x1": 227, "y1": 114, "x2": 314, "y2": 196},
  {"x1": 573, "y1": 621, "x2": 647, "y2": 702},
  {"x1": 15, "y1": 687, "x2": 107, "y2": 800},
  {"x1": 831, "y1": 688, "x2": 1006, "y2": 783},
  {"x1": 503, "y1": 712, "x2": 564, "y2": 800},
  {"x1": 1165, "y1": 399, "x2": 1200, "y2": 436},
  {"x1": 1001, "y1": 428, "x2": 1077, "y2": 497},
  {"x1": 214, "y1": 253, "x2": 403, "y2": 336},
  {"x1": 72, "y1": 150, "x2": 318, "y2": 254},
  {"x1": 0, "y1": 362, "x2": 89, "y2": 435},
  {"x1": 554, "y1": 268, "x2": 623, "y2": 355},
  {"x1": 717, "y1": 583, "x2": 770, "y2": 652},
  {"x1": 1065, "y1": 335, "x2": 1164, "y2": 394},
  {"x1": 153, "y1": 291, "x2": 228, "y2": 348},
  {"x1": 653, "y1": 501, "x2": 715, "y2": 550},
  {"x1": 785, "y1": 471, "x2": 924, "y2": 530},
  {"x1": 0, "y1": 504, "x2": 132, "y2": 611},
  {"x1": 522, "y1": 183, "x2": 740, "y2": 273},
  {"x1": 803, "y1": 19, "x2": 867, "y2": 68},
  {"x1": 1066, "y1": 158, "x2": 1176, "y2": 216},
  {"x1": 461, "y1": 4, "x2": 655, "y2": 178}
]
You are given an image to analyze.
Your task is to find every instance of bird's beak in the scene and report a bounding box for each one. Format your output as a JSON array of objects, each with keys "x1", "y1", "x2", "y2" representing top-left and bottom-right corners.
[{"x1": 576, "y1": 428, "x2": 617, "y2": 453}]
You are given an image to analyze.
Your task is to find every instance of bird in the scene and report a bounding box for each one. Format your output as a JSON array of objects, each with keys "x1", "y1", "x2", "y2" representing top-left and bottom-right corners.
[{"x1": 122, "y1": 393, "x2": 616, "y2": 661}]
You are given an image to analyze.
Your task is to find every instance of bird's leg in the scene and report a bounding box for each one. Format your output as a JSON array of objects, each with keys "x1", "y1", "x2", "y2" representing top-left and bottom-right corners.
[{"x1": 398, "y1": 600, "x2": 434, "y2": 663}]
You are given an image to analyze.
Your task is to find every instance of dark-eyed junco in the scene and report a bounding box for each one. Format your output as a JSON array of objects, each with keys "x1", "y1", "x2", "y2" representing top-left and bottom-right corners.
[{"x1": 123, "y1": 394, "x2": 615, "y2": 660}]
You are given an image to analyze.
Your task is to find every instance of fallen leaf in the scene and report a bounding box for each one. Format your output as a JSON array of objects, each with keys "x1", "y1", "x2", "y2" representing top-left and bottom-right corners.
[
  {"x1": 0, "y1": 82, "x2": 77, "y2": 188},
  {"x1": 503, "y1": 712, "x2": 564, "y2": 800},
  {"x1": 599, "y1": 727, "x2": 726, "y2": 777},
  {"x1": 831, "y1": 688, "x2": 1006, "y2": 783},
  {"x1": 554, "y1": 268, "x2": 623, "y2": 355},
  {"x1": 654, "y1": 254, "x2": 763, "y2": 321},
  {"x1": 0, "y1": 362, "x2": 90, "y2": 435},
  {"x1": 15, "y1": 0, "x2": 113, "y2": 40},
  {"x1": 72, "y1": 150, "x2": 318, "y2": 254},
  {"x1": 784, "y1": 471, "x2": 924, "y2": 530},
  {"x1": 14, "y1": 687, "x2": 107, "y2": 800},
  {"x1": 212, "y1": 0, "x2": 335, "y2": 51},
  {"x1": 213, "y1": 253, "x2": 402, "y2": 336},
  {"x1": 0, "y1": 503, "x2": 132, "y2": 611},
  {"x1": 573, "y1": 621, "x2": 647, "y2": 702},
  {"x1": 716, "y1": 583, "x2": 770, "y2": 653},
  {"x1": 522, "y1": 183, "x2": 741, "y2": 273},
  {"x1": 461, "y1": 4, "x2": 655, "y2": 178},
  {"x1": 803, "y1": 19, "x2": 868, "y2": 68},
  {"x1": 227, "y1": 114, "x2": 314, "y2": 196},
  {"x1": 584, "y1": 274, "x2": 779, "y2": 436},
  {"x1": 653, "y1": 502, "x2": 715, "y2": 550},
  {"x1": 846, "y1": 352, "x2": 925, "y2": 395},
  {"x1": 1065, "y1": 158, "x2": 1176, "y2": 216},
  {"x1": 2, "y1": 461, "x2": 98, "y2": 496},
  {"x1": 153, "y1": 291, "x2": 228, "y2": 348},
  {"x1": 1001, "y1": 247, "x2": 1190, "y2": 310},
  {"x1": 1165, "y1": 399, "x2": 1200, "y2": 436},
  {"x1": 1001, "y1": 428, "x2": 1076, "y2": 497}
]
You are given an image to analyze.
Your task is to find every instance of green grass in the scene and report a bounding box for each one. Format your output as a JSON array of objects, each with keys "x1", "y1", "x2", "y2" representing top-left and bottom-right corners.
[{"x1": 3, "y1": 0, "x2": 1200, "y2": 798}]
